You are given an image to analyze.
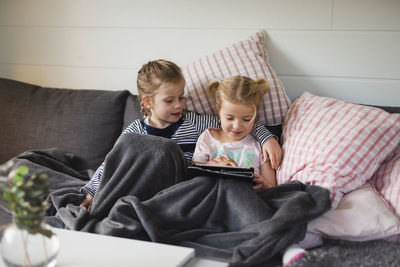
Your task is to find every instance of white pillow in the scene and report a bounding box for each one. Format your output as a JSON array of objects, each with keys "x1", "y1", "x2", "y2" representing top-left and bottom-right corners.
[
  {"x1": 307, "y1": 182, "x2": 400, "y2": 241},
  {"x1": 182, "y1": 30, "x2": 291, "y2": 126}
]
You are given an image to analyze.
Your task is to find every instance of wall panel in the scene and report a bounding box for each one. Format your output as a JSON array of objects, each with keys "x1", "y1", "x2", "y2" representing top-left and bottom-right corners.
[
  {"x1": 0, "y1": 64, "x2": 41, "y2": 85},
  {"x1": 0, "y1": 0, "x2": 332, "y2": 30},
  {"x1": 0, "y1": 27, "x2": 256, "y2": 67},
  {"x1": 0, "y1": 0, "x2": 399, "y2": 105},
  {"x1": 333, "y1": 0, "x2": 400, "y2": 30},
  {"x1": 39, "y1": 66, "x2": 136, "y2": 91},
  {"x1": 2, "y1": 28, "x2": 399, "y2": 80},
  {"x1": 282, "y1": 75, "x2": 400, "y2": 106},
  {"x1": 266, "y1": 31, "x2": 400, "y2": 79}
]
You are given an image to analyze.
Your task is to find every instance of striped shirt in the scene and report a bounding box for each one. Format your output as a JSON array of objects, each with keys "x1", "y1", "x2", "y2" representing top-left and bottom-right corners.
[{"x1": 81, "y1": 111, "x2": 274, "y2": 196}]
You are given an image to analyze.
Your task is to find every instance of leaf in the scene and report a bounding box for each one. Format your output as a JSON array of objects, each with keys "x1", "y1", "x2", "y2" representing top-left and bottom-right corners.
[
  {"x1": 2, "y1": 191, "x2": 12, "y2": 204},
  {"x1": 9, "y1": 202, "x2": 16, "y2": 213},
  {"x1": 17, "y1": 165, "x2": 28, "y2": 176},
  {"x1": 38, "y1": 228, "x2": 53, "y2": 238},
  {"x1": 0, "y1": 183, "x2": 7, "y2": 191},
  {"x1": 13, "y1": 174, "x2": 24, "y2": 186},
  {"x1": 27, "y1": 189, "x2": 43, "y2": 199},
  {"x1": 2, "y1": 165, "x2": 52, "y2": 236}
]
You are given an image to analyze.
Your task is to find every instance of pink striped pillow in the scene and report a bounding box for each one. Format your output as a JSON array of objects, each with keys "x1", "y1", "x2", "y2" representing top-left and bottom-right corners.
[
  {"x1": 182, "y1": 31, "x2": 291, "y2": 126},
  {"x1": 277, "y1": 92, "x2": 400, "y2": 208},
  {"x1": 371, "y1": 146, "x2": 400, "y2": 219}
]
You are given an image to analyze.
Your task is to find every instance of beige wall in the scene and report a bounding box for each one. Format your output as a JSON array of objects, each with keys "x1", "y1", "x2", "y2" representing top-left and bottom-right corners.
[{"x1": 0, "y1": 0, "x2": 399, "y2": 106}]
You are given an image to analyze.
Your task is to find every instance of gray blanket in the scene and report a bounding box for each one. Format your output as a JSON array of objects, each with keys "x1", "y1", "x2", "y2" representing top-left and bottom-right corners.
[{"x1": 2, "y1": 134, "x2": 331, "y2": 267}]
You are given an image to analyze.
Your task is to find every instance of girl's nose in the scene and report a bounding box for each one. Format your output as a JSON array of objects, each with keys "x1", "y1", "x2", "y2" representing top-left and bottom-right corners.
[{"x1": 174, "y1": 102, "x2": 182, "y2": 109}]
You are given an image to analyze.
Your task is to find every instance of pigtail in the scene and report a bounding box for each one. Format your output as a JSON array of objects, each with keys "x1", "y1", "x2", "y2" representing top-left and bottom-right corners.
[
  {"x1": 206, "y1": 79, "x2": 220, "y2": 99},
  {"x1": 205, "y1": 79, "x2": 222, "y2": 113},
  {"x1": 254, "y1": 78, "x2": 269, "y2": 94}
]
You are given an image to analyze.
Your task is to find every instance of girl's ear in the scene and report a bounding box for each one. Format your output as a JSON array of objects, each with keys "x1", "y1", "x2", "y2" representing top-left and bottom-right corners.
[{"x1": 142, "y1": 95, "x2": 152, "y2": 110}]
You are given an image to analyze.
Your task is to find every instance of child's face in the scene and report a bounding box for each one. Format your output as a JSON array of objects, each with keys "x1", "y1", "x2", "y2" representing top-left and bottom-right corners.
[
  {"x1": 218, "y1": 100, "x2": 256, "y2": 142},
  {"x1": 147, "y1": 80, "x2": 185, "y2": 128}
]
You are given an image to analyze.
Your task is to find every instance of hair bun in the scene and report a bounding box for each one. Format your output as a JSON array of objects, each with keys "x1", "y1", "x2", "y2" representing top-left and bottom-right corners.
[
  {"x1": 255, "y1": 78, "x2": 269, "y2": 93},
  {"x1": 206, "y1": 79, "x2": 220, "y2": 96}
]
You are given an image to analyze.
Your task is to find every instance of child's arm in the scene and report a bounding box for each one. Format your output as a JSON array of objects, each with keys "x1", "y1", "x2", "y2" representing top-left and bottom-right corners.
[
  {"x1": 261, "y1": 137, "x2": 282, "y2": 170},
  {"x1": 253, "y1": 160, "x2": 276, "y2": 192},
  {"x1": 79, "y1": 194, "x2": 94, "y2": 212},
  {"x1": 252, "y1": 121, "x2": 282, "y2": 170},
  {"x1": 81, "y1": 162, "x2": 103, "y2": 196},
  {"x1": 79, "y1": 162, "x2": 103, "y2": 208}
]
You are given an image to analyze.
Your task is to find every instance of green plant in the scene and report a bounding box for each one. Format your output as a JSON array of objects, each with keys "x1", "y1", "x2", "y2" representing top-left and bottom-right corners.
[{"x1": 0, "y1": 163, "x2": 52, "y2": 238}]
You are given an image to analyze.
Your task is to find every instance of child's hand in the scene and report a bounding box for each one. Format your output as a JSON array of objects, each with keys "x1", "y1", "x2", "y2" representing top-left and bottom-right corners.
[
  {"x1": 208, "y1": 155, "x2": 238, "y2": 167},
  {"x1": 262, "y1": 138, "x2": 282, "y2": 170},
  {"x1": 79, "y1": 193, "x2": 94, "y2": 212},
  {"x1": 252, "y1": 173, "x2": 275, "y2": 192}
]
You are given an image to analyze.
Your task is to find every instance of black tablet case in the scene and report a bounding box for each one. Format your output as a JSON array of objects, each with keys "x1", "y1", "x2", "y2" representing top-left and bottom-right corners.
[{"x1": 187, "y1": 164, "x2": 254, "y2": 184}]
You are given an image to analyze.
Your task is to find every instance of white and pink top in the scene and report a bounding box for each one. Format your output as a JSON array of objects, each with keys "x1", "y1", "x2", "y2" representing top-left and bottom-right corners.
[{"x1": 192, "y1": 129, "x2": 264, "y2": 174}]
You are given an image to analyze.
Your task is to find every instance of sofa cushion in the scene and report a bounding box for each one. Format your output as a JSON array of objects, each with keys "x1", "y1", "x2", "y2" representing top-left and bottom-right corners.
[
  {"x1": 0, "y1": 78, "x2": 130, "y2": 171},
  {"x1": 123, "y1": 94, "x2": 143, "y2": 129},
  {"x1": 182, "y1": 30, "x2": 291, "y2": 126}
]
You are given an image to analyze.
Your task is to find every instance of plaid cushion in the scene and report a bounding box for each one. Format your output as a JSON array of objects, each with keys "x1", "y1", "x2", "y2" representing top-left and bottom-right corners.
[
  {"x1": 371, "y1": 146, "x2": 400, "y2": 220},
  {"x1": 277, "y1": 92, "x2": 400, "y2": 208},
  {"x1": 182, "y1": 31, "x2": 290, "y2": 126}
]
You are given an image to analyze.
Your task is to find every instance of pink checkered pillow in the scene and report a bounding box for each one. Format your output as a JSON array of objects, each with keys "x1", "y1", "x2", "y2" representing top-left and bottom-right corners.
[
  {"x1": 277, "y1": 92, "x2": 400, "y2": 208},
  {"x1": 182, "y1": 31, "x2": 291, "y2": 126},
  {"x1": 371, "y1": 146, "x2": 400, "y2": 220}
]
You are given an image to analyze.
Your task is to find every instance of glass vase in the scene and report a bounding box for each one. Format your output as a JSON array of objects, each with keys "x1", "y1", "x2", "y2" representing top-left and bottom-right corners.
[{"x1": 1, "y1": 222, "x2": 60, "y2": 267}]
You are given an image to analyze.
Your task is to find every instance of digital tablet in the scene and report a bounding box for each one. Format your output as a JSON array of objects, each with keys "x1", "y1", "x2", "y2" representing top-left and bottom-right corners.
[{"x1": 187, "y1": 164, "x2": 254, "y2": 184}]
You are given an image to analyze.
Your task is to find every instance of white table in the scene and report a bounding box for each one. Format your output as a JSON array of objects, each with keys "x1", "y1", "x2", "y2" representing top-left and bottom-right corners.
[{"x1": 0, "y1": 228, "x2": 227, "y2": 267}]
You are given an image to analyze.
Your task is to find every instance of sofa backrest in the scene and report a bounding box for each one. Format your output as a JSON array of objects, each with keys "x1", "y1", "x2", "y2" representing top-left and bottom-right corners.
[
  {"x1": 123, "y1": 94, "x2": 143, "y2": 130},
  {"x1": 0, "y1": 77, "x2": 141, "y2": 171}
]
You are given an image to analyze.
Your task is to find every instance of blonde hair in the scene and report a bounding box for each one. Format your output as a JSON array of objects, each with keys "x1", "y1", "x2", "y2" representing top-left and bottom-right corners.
[
  {"x1": 206, "y1": 75, "x2": 269, "y2": 118},
  {"x1": 137, "y1": 59, "x2": 185, "y2": 115}
]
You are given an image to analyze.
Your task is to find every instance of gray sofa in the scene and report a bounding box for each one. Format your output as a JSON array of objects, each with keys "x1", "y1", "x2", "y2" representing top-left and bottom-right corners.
[
  {"x1": 0, "y1": 77, "x2": 142, "y2": 171},
  {"x1": 1, "y1": 77, "x2": 400, "y2": 267},
  {"x1": 0, "y1": 77, "x2": 283, "y2": 172},
  {"x1": 0, "y1": 77, "x2": 143, "y2": 227}
]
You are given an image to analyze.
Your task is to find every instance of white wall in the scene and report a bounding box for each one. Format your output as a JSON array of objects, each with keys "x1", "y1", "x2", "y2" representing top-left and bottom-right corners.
[{"x1": 0, "y1": 0, "x2": 399, "y2": 106}]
